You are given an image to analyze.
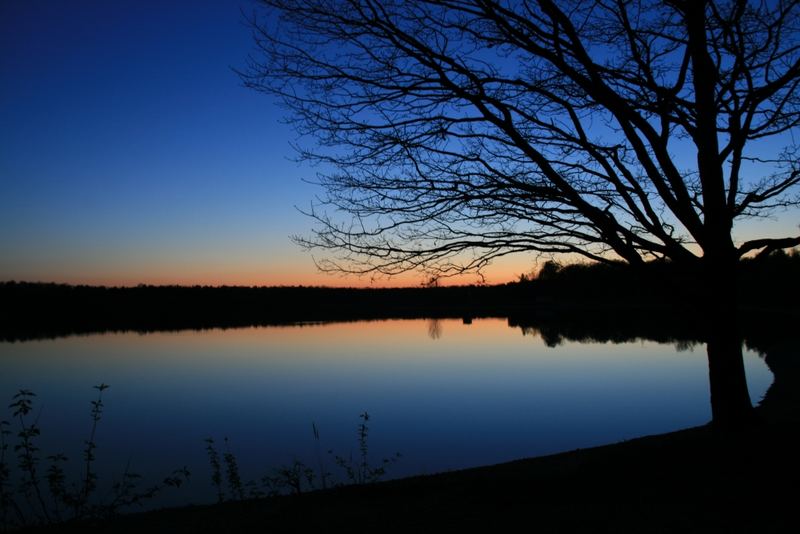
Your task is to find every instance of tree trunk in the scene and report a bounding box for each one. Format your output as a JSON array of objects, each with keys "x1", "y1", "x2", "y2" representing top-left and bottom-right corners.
[
  {"x1": 702, "y1": 255, "x2": 755, "y2": 428},
  {"x1": 706, "y1": 325, "x2": 754, "y2": 427}
]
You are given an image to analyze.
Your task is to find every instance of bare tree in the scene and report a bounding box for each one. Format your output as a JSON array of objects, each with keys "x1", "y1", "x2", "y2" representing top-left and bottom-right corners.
[
  {"x1": 243, "y1": 0, "x2": 800, "y2": 290},
  {"x1": 243, "y1": 0, "x2": 800, "y2": 427}
]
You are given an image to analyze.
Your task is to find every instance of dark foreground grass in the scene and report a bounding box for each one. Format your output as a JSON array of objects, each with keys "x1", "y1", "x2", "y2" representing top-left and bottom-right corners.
[{"x1": 25, "y1": 405, "x2": 799, "y2": 534}]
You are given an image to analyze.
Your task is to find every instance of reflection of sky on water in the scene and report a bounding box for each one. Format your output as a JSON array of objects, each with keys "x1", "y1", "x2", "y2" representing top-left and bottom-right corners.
[{"x1": 0, "y1": 319, "x2": 773, "y2": 508}]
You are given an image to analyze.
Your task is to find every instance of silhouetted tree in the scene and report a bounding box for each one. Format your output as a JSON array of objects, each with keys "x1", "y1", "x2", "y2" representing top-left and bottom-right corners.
[{"x1": 244, "y1": 1, "x2": 800, "y2": 424}]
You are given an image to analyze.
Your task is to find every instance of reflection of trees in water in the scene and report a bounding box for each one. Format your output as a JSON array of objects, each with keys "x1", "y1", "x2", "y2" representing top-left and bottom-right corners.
[
  {"x1": 746, "y1": 331, "x2": 799, "y2": 419},
  {"x1": 674, "y1": 340, "x2": 699, "y2": 352},
  {"x1": 517, "y1": 323, "x2": 700, "y2": 353},
  {"x1": 516, "y1": 325, "x2": 562, "y2": 347},
  {"x1": 506, "y1": 313, "x2": 800, "y2": 428},
  {"x1": 427, "y1": 319, "x2": 442, "y2": 340},
  {"x1": 705, "y1": 327, "x2": 753, "y2": 426}
]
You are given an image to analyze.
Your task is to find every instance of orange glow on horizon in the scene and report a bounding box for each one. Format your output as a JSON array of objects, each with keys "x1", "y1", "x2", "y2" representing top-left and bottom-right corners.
[
  {"x1": 9, "y1": 261, "x2": 531, "y2": 288},
  {"x1": 1, "y1": 249, "x2": 551, "y2": 288}
]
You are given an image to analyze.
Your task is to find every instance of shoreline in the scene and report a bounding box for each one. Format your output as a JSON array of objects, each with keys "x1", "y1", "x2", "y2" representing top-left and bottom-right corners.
[{"x1": 33, "y1": 405, "x2": 799, "y2": 533}]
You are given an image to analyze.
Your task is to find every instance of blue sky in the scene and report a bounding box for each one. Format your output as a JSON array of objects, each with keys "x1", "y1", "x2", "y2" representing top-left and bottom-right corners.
[
  {"x1": 0, "y1": 0, "x2": 338, "y2": 285},
  {"x1": 1, "y1": 1, "x2": 797, "y2": 286},
  {"x1": 0, "y1": 0, "x2": 531, "y2": 286}
]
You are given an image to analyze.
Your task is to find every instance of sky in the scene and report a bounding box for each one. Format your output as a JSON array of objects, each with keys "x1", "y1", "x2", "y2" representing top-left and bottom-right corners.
[
  {"x1": 0, "y1": 0, "x2": 537, "y2": 287},
  {"x1": 1, "y1": 1, "x2": 797, "y2": 287}
]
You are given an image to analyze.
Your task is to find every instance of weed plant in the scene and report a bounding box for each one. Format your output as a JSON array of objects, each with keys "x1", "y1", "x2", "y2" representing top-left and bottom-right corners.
[
  {"x1": 205, "y1": 411, "x2": 401, "y2": 501},
  {"x1": 0, "y1": 386, "x2": 189, "y2": 530},
  {"x1": 0, "y1": 386, "x2": 404, "y2": 530},
  {"x1": 332, "y1": 412, "x2": 402, "y2": 485}
]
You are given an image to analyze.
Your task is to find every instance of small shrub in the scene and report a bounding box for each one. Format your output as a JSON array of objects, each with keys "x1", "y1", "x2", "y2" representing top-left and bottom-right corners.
[{"x1": 331, "y1": 412, "x2": 401, "y2": 486}]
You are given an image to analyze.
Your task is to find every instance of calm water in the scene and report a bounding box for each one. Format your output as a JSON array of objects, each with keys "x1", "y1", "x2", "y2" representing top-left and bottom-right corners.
[{"x1": 0, "y1": 318, "x2": 772, "y2": 508}]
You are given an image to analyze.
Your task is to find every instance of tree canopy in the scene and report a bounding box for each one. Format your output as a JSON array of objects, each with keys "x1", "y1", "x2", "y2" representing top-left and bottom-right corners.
[{"x1": 243, "y1": 0, "x2": 800, "y2": 281}]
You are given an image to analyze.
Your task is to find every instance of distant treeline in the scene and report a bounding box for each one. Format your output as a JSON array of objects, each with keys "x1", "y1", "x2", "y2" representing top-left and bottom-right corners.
[
  {"x1": 1, "y1": 251, "x2": 797, "y2": 342},
  {"x1": 0, "y1": 283, "x2": 525, "y2": 341}
]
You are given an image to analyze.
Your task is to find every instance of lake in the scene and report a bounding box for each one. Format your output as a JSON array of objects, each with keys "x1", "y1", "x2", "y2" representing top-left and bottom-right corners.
[{"x1": 0, "y1": 317, "x2": 772, "y2": 510}]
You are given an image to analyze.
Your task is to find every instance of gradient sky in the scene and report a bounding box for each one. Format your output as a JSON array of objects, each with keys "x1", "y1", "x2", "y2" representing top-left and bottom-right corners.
[{"x1": 1, "y1": 1, "x2": 797, "y2": 287}]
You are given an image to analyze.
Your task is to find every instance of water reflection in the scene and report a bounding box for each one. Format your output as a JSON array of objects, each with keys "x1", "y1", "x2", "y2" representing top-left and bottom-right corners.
[
  {"x1": 427, "y1": 319, "x2": 442, "y2": 340},
  {"x1": 0, "y1": 318, "x2": 775, "y2": 510}
]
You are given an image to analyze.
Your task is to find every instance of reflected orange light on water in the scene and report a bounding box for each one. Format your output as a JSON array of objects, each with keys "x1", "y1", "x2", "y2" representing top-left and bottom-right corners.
[{"x1": 0, "y1": 317, "x2": 774, "y2": 504}]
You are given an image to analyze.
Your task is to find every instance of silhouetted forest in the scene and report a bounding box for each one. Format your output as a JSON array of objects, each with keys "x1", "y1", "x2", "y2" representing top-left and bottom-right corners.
[{"x1": 1, "y1": 252, "x2": 797, "y2": 342}]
